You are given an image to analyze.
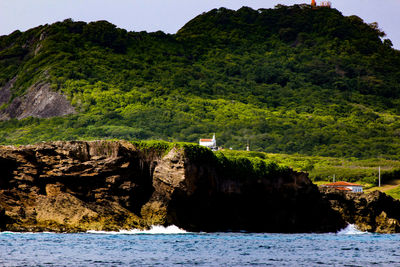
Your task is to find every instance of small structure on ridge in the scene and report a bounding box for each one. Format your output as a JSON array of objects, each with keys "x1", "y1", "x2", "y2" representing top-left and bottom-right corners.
[
  {"x1": 199, "y1": 134, "x2": 217, "y2": 151},
  {"x1": 311, "y1": 0, "x2": 332, "y2": 8},
  {"x1": 321, "y1": 181, "x2": 363, "y2": 193},
  {"x1": 311, "y1": 0, "x2": 317, "y2": 7}
]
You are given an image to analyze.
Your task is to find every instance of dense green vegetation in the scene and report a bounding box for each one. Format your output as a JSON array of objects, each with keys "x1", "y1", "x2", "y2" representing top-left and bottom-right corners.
[
  {"x1": 221, "y1": 149, "x2": 400, "y2": 186},
  {"x1": 1, "y1": 5, "x2": 400, "y2": 160},
  {"x1": 385, "y1": 186, "x2": 400, "y2": 199}
]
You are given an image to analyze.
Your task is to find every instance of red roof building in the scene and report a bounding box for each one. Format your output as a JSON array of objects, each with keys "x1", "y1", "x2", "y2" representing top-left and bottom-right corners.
[
  {"x1": 333, "y1": 187, "x2": 352, "y2": 192},
  {"x1": 321, "y1": 181, "x2": 363, "y2": 193}
]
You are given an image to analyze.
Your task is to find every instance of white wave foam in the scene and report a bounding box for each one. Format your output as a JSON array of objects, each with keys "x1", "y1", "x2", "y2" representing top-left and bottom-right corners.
[
  {"x1": 87, "y1": 225, "x2": 188, "y2": 235},
  {"x1": 0, "y1": 231, "x2": 55, "y2": 234},
  {"x1": 337, "y1": 224, "x2": 368, "y2": 235},
  {"x1": 0, "y1": 231, "x2": 20, "y2": 234}
]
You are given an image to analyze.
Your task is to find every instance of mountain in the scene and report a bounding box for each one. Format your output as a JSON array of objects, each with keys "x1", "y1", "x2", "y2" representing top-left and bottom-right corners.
[{"x1": 1, "y1": 4, "x2": 400, "y2": 159}]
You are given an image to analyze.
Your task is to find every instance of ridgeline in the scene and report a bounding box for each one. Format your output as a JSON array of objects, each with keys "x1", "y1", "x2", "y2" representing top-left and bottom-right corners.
[{"x1": 1, "y1": 5, "x2": 400, "y2": 159}]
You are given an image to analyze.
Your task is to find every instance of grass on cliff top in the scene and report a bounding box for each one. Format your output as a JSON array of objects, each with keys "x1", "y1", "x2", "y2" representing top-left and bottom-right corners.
[
  {"x1": 129, "y1": 140, "x2": 400, "y2": 187},
  {"x1": 219, "y1": 149, "x2": 400, "y2": 187},
  {"x1": 385, "y1": 186, "x2": 400, "y2": 199},
  {"x1": 130, "y1": 140, "x2": 289, "y2": 180},
  {"x1": 130, "y1": 140, "x2": 212, "y2": 159}
]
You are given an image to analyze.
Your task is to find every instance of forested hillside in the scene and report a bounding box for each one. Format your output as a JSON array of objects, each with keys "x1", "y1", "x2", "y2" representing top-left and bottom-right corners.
[{"x1": 1, "y1": 4, "x2": 400, "y2": 158}]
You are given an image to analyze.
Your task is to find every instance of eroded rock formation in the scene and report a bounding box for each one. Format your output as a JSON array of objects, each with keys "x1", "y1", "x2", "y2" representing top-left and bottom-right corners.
[
  {"x1": 0, "y1": 140, "x2": 344, "y2": 232},
  {"x1": 320, "y1": 187, "x2": 400, "y2": 233}
]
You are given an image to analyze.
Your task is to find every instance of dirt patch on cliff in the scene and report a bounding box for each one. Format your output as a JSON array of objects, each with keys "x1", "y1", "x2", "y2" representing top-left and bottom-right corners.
[{"x1": 0, "y1": 82, "x2": 75, "y2": 120}]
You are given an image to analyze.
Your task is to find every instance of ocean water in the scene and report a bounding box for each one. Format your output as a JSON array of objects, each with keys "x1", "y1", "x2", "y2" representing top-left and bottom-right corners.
[{"x1": 1, "y1": 225, "x2": 400, "y2": 266}]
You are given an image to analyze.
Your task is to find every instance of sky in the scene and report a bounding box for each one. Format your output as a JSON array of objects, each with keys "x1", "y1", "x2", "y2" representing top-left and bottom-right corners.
[{"x1": 1, "y1": 0, "x2": 399, "y2": 49}]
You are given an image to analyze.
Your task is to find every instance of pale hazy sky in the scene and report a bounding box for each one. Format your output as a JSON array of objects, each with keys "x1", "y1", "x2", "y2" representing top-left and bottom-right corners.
[{"x1": 1, "y1": 0, "x2": 399, "y2": 49}]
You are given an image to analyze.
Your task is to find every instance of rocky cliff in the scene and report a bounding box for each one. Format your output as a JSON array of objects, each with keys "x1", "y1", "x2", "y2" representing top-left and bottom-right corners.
[
  {"x1": 0, "y1": 140, "x2": 344, "y2": 233},
  {"x1": 0, "y1": 79, "x2": 75, "y2": 120},
  {"x1": 320, "y1": 187, "x2": 400, "y2": 233}
]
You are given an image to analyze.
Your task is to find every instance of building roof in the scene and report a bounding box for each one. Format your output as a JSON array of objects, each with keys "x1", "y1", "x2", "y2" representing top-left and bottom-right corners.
[
  {"x1": 334, "y1": 187, "x2": 352, "y2": 191},
  {"x1": 200, "y1": 139, "x2": 213, "y2": 142},
  {"x1": 323, "y1": 181, "x2": 364, "y2": 187}
]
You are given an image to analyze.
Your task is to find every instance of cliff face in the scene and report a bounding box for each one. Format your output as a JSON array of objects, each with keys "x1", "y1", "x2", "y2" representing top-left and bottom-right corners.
[
  {"x1": 0, "y1": 80, "x2": 75, "y2": 120},
  {"x1": 0, "y1": 140, "x2": 344, "y2": 232},
  {"x1": 320, "y1": 187, "x2": 400, "y2": 233}
]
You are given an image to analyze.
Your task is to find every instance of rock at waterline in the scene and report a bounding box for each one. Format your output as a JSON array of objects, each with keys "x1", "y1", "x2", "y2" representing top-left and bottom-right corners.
[{"x1": 1, "y1": 140, "x2": 344, "y2": 232}]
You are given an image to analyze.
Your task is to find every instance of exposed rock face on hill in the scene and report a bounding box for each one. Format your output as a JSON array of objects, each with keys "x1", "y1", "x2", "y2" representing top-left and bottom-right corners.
[
  {"x1": 0, "y1": 81, "x2": 75, "y2": 120},
  {"x1": 0, "y1": 77, "x2": 15, "y2": 107},
  {"x1": 0, "y1": 140, "x2": 344, "y2": 232},
  {"x1": 320, "y1": 187, "x2": 400, "y2": 233}
]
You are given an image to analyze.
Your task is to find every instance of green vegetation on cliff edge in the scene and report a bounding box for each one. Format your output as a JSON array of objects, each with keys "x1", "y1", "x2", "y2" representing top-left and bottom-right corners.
[
  {"x1": 131, "y1": 140, "x2": 289, "y2": 182},
  {"x1": 134, "y1": 141, "x2": 400, "y2": 193},
  {"x1": 223, "y1": 149, "x2": 400, "y2": 186},
  {"x1": 1, "y1": 5, "x2": 400, "y2": 160}
]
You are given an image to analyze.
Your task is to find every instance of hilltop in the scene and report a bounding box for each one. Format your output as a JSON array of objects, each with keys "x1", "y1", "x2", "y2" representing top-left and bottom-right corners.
[{"x1": 1, "y1": 5, "x2": 400, "y2": 159}]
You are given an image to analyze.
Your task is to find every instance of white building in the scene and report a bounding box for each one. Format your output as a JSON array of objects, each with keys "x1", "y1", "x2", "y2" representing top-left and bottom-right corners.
[
  {"x1": 322, "y1": 181, "x2": 364, "y2": 193},
  {"x1": 199, "y1": 134, "x2": 217, "y2": 151}
]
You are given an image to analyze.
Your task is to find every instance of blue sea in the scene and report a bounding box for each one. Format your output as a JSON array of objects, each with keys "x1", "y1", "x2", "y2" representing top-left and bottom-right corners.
[{"x1": 1, "y1": 225, "x2": 400, "y2": 266}]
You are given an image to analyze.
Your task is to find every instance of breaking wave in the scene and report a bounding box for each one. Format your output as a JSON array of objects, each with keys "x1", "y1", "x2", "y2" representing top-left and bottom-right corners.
[
  {"x1": 86, "y1": 225, "x2": 188, "y2": 235},
  {"x1": 0, "y1": 231, "x2": 56, "y2": 234},
  {"x1": 337, "y1": 224, "x2": 368, "y2": 235}
]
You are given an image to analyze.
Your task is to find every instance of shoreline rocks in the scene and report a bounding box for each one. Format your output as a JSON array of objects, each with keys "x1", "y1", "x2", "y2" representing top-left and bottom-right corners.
[
  {"x1": 319, "y1": 187, "x2": 400, "y2": 233},
  {"x1": 0, "y1": 140, "x2": 347, "y2": 233}
]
